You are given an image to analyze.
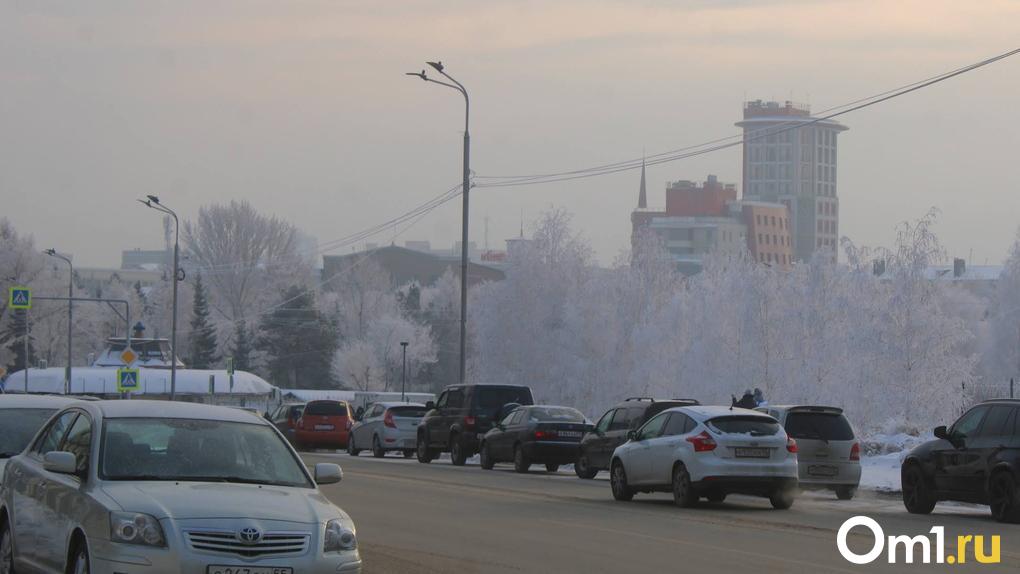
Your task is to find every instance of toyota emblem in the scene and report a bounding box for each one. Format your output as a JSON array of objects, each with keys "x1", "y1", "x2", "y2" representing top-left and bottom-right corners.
[{"x1": 237, "y1": 527, "x2": 263, "y2": 545}]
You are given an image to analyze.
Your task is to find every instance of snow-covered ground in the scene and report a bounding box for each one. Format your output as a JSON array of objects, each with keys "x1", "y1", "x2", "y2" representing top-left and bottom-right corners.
[{"x1": 858, "y1": 432, "x2": 931, "y2": 493}]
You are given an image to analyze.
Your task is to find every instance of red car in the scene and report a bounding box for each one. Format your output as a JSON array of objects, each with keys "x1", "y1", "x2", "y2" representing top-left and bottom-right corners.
[{"x1": 294, "y1": 400, "x2": 354, "y2": 450}]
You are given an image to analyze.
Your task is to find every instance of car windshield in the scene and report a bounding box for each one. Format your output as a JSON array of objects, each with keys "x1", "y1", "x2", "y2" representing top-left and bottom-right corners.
[
  {"x1": 101, "y1": 418, "x2": 312, "y2": 487},
  {"x1": 0, "y1": 408, "x2": 57, "y2": 458},
  {"x1": 389, "y1": 406, "x2": 427, "y2": 418},
  {"x1": 707, "y1": 416, "x2": 780, "y2": 436},
  {"x1": 784, "y1": 412, "x2": 854, "y2": 441},
  {"x1": 528, "y1": 407, "x2": 585, "y2": 422},
  {"x1": 304, "y1": 402, "x2": 347, "y2": 416},
  {"x1": 476, "y1": 388, "x2": 534, "y2": 410}
]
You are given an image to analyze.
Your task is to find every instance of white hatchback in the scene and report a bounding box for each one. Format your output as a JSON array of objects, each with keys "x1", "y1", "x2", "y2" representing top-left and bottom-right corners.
[
  {"x1": 609, "y1": 405, "x2": 799, "y2": 509},
  {"x1": 0, "y1": 400, "x2": 361, "y2": 574}
]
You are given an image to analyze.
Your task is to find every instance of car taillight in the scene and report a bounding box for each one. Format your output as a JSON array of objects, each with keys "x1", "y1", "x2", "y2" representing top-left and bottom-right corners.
[
  {"x1": 464, "y1": 416, "x2": 476, "y2": 429},
  {"x1": 384, "y1": 410, "x2": 396, "y2": 428},
  {"x1": 849, "y1": 442, "x2": 860, "y2": 461},
  {"x1": 686, "y1": 431, "x2": 716, "y2": 452},
  {"x1": 786, "y1": 437, "x2": 798, "y2": 453},
  {"x1": 534, "y1": 430, "x2": 558, "y2": 440}
]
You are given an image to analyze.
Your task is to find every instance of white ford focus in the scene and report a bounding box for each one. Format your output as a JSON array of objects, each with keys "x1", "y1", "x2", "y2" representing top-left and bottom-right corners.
[
  {"x1": 0, "y1": 400, "x2": 361, "y2": 574},
  {"x1": 609, "y1": 405, "x2": 799, "y2": 509}
]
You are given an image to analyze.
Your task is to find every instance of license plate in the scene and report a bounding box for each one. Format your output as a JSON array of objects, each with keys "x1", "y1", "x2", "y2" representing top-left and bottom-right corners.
[
  {"x1": 558, "y1": 431, "x2": 582, "y2": 438},
  {"x1": 314, "y1": 424, "x2": 334, "y2": 430},
  {"x1": 808, "y1": 464, "x2": 839, "y2": 477},
  {"x1": 734, "y1": 447, "x2": 770, "y2": 458},
  {"x1": 207, "y1": 567, "x2": 293, "y2": 574}
]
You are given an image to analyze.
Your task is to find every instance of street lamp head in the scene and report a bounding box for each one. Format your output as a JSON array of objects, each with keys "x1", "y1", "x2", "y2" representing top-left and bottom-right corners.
[
  {"x1": 426, "y1": 61, "x2": 444, "y2": 73},
  {"x1": 138, "y1": 198, "x2": 152, "y2": 208},
  {"x1": 400, "y1": 341, "x2": 409, "y2": 348},
  {"x1": 44, "y1": 248, "x2": 56, "y2": 256},
  {"x1": 405, "y1": 71, "x2": 427, "y2": 81},
  {"x1": 146, "y1": 194, "x2": 161, "y2": 204}
]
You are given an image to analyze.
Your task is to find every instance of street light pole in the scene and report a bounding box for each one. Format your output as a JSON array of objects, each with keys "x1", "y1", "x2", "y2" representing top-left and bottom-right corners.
[
  {"x1": 44, "y1": 249, "x2": 73, "y2": 394},
  {"x1": 139, "y1": 196, "x2": 181, "y2": 401},
  {"x1": 406, "y1": 60, "x2": 470, "y2": 385},
  {"x1": 400, "y1": 341, "x2": 409, "y2": 402}
]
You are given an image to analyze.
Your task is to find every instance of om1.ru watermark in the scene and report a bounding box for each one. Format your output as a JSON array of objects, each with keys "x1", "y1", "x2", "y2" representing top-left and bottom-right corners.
[{"x1": 837, "y1": 516, "x2": 1000, "y2": 565}]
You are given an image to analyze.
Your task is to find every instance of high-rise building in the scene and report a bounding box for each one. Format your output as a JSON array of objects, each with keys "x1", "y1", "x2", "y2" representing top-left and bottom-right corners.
[{"x1": 736, "y1": 100, "x2": 848, "y2": 262}]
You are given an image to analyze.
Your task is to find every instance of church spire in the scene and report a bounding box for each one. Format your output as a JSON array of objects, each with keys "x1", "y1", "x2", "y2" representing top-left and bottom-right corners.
[{"x1": 637, "y1": 155, "x2": 647, "y2": 209}]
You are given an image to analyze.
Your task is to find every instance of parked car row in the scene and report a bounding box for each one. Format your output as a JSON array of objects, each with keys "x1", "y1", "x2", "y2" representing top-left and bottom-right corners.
[
  {"x1": 367, "y1": 384, "x2": 866, "y2": 511},
  {"x1": 0, "y1": 395, "x2": 362, "y2": 573},
  {"x1": 339, "y1": 384, "x2": 1020, "y2": 522}
]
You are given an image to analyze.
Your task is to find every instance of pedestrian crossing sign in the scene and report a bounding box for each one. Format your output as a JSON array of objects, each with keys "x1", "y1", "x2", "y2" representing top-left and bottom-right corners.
[
  {"x1": 117, "y1": 368, "x2": 140, "y2": 392},
  {"x1": 9, "y1": 287, "x2": 31, "y2": 310}
]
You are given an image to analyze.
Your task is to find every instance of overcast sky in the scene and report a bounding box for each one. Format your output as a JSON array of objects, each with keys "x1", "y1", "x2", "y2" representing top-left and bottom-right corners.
[{"x1": 2, "y1": 0, "x2": 1018, "y2": 268}]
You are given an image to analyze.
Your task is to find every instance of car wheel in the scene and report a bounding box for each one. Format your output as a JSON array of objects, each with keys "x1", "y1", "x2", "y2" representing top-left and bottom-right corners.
[
  {"x1": 372, "y1": 435, "x2": 386, "y2": 458},
  {"x1": 902, "y1": 464, "x2": 937, "y2": 515},
  {"x1": 70, "y1": 540, "x2": 90, "y2": 574},
  {"x1": 610, "y1": 461, "x2": 634, "y2": 501},
  {"x1": 402, "y1": 449, "x2": 414, "y2": 458},
  {"x1": 450, "y1": 435, "x2": 468, "y2": 466},
  {"x1": 480, "y1": 442, "x2": 495, "y2": 470},
  {"x1": 545, "y1": 463, "x2": 560, "y2": 473},
  {"x1": 416, "y1": 434, "x2": 434, "y2": 464},
  {"x1": 989, "y1": 471, "x2": 1020, "y2": 524},
  {"x1": 672, "y1": 463, "x2": 698, "y2": 508},
  {"x1": 769, "y1": 488, "x2": 796, "y2": 510},
  {"x1": 706, "y1": 491, "x2": 726, "y2": 503},
  {"x1": 574, "y1": 453, "x2": 598, "y2": 479},
  {"x1": 1, "y1": 517, "x2": 14, "y2": 574},
  {"x1": 835, "y1": 486, "x2": 856, "y2": 501},
  {"x1": 513, "y1": 445, "x2": 530, "y2": 473},
  {"x1": 347, "y1": 436, "x2": 361, "y2": 456}
]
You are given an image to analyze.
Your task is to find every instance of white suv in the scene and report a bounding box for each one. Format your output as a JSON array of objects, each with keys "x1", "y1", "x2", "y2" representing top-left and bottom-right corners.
[
  {"x1": 609, "y1": 405, "x2": 799, "y2": 509},
  {"x1": 0, "y1": 400, "x2": 362, "y2": 574}
]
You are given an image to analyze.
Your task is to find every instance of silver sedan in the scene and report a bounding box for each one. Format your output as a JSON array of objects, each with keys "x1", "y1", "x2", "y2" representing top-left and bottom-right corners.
[
  {"x1": 348, "y1": 402, "x2": 426, "y2": 458},
  {"x1": 0, "y1": 400, "x2": 361, "y2": 574}
]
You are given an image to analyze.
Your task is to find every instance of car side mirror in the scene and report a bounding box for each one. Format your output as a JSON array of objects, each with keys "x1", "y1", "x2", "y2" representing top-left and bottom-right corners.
[
  {"x1": 314, "y1": 463, "x2": 343, "y2": 485},
  {"x1": 934, "y1": 425, "x2": 949, "y2": 440},
  {"x1": 43, "y1": 451, "x2": 78, "y2": 475},
  {"x1": 627, "y1": 430, "x2": 637, "y2": 441},
  {"x1": 425, "y1": 401, "x2": 436, "y2": 411}
]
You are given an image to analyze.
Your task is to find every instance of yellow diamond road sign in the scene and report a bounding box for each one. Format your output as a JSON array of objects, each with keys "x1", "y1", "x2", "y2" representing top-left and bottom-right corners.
[{"x1": 120, "y1": 348, "x2": 138, "y2": 365}]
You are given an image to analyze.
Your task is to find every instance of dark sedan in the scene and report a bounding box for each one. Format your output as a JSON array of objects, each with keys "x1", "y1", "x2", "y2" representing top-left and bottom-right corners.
[{"x1": 479, "y1": 405, "x2": 593, "y2": 473}]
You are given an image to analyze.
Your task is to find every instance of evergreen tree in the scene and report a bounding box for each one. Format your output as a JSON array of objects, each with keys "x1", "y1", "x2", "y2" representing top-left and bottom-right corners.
[
  {"x1": 258, "y1": 285, "x2": 337, "y2": 389},
  {"x1": 187, "y1": 274, "x2": 220, "y2": 369},
  {"x1": 231, "y1": 320, "x2": 254, "y2": 372},
  {"x1": 3, "y1": 310, "x2": 35, "y2": 374}
]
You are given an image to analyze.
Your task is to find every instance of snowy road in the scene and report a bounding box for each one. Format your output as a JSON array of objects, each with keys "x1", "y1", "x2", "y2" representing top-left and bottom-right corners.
[{"x1": 308, "y1": 451, "x2": 1019, "y2": 573}]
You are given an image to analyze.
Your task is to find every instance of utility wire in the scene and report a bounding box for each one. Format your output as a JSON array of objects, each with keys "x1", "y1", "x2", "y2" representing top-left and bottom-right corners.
[{"x1": 476, "y1": 47, "x2": 1020, "y2": 188}]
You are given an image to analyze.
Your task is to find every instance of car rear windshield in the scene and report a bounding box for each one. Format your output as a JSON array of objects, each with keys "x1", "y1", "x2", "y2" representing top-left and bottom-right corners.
[
  {"x1": 784, "y1": 412, "x2": 854, "y2": 441},
  {"x1": 304, "y1": 402, "x2": 348, "y2": 416},
  {"x1": 527, "y1": 407, "x2": 585, "y2": 423},
  {"x1": 389, "y1": 406, "x2": 427, "y2": 418},
  {"x1": 708, "y1": 416, "x2": 780, "y2": 436},
  {"x1": 0, "y1": 408, "x2": 57, "y2": 457},
  {"x1": 474, "y1": 387, "x2": 534, "y2": 410}
]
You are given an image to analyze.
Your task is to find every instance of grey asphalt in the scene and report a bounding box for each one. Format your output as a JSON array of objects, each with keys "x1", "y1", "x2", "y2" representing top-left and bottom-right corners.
[{"x1": 306, "y1": 452, "x2": 1020, "y2": 574}]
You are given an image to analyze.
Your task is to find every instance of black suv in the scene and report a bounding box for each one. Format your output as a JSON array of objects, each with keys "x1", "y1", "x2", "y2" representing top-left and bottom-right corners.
[
  {"x1": 574, "y1": 397, "x2": 700, "y2": 479},
  {"x1": 902, "y1": 399, "x2": 1020, "y2": 523},
  {"x1": 417, "y1": 384, "x2": 535, "y2": 465}
]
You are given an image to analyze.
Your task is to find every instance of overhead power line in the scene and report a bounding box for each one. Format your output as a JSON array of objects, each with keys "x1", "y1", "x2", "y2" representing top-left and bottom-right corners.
[{"x1": 475, "y1": 47, "x2": 1020, "y2": 188}]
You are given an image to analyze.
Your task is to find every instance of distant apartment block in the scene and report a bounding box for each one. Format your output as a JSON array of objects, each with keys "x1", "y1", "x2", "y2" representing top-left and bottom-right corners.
[
  {"x1": 736, "y1": 100, "x2": 847, "y2": 263},
  {"x1": 631, "y1": 169, "x2": 792, "y2": 273}
]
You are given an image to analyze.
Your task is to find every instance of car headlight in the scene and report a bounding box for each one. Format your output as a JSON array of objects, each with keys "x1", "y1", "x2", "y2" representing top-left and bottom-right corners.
[
  {"x1": 324, "y1": 518, "x2": 357, "y2": 552},
  {"x1": 110, "y1": 512, "x2": 166, "y2": 547}
]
